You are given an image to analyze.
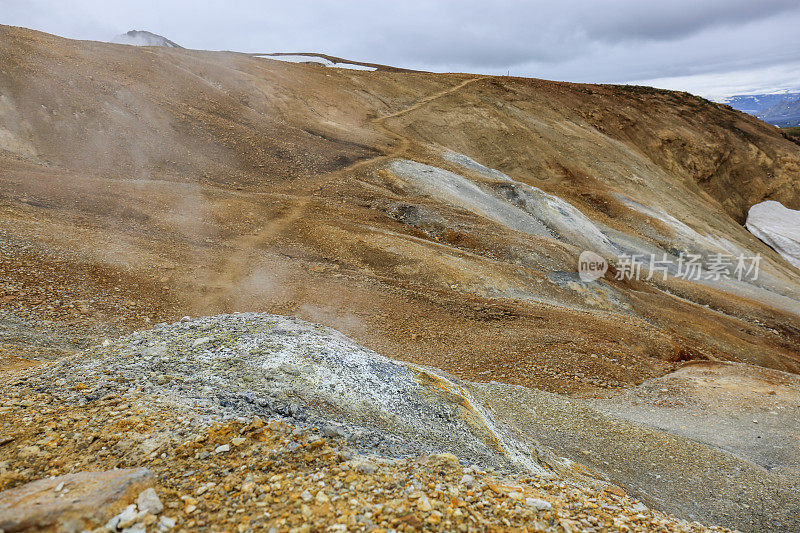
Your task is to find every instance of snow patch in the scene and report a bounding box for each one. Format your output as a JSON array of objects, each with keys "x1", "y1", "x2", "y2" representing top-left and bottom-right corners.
[
  {"x1": 257, "y1": 55, "x2": 377, "y2": 71},
  {"x1": 746, "y1": 201, "x2": 800, "y2": 270}
]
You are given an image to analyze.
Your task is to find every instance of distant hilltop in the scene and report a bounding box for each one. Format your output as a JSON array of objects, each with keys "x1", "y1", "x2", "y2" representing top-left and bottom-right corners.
[{"x1": 111, "y1": 30, "x2": 182, "y2": 48}]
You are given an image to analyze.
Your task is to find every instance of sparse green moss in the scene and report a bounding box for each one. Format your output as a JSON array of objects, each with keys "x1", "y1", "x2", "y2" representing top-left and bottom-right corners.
[{"x1": 782, "y1": 126, "x2": 800, "y2": 144}]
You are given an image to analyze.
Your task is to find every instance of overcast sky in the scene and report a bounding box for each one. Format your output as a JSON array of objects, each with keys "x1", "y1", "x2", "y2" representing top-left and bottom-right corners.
[{"x1": 4, "y1": 0, "x2": 800, "y2": 100}]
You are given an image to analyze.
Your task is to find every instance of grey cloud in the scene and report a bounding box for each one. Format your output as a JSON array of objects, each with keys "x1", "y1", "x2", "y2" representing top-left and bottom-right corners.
[{"x1": 578, "y1": 0, "x2": 800, "y2": 43}]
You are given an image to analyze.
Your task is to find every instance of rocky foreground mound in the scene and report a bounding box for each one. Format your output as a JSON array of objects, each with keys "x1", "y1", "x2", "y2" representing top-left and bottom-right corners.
[
  {"x1": 25, "y1": 313, "x2": 555, "y2": 475},
  {"x1": 1, "y1": 314, "x2": 726, "y2": 533},
  {"x1": 2, "y1": 313, "x2": 797, "y2": 531},
  {"x1": 0, "y1": 393, "x2": 723, "y2": 533}
]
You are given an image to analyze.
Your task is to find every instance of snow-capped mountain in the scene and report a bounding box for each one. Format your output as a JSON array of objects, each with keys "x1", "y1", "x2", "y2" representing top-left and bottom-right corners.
[{"x1": 719, "y1": 92, "x2": 800, "y2": 126}]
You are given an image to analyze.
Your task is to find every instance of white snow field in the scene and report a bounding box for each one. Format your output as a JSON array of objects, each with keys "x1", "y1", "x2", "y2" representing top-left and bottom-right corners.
[{"x1": 746, "y1": 200, "x2": 800, "y2": 269}]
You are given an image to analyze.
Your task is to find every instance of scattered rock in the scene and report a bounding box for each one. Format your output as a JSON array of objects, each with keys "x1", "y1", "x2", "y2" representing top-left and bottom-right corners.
[
  {"x1": 111, "y1": 503, "x2": 139, "y2": 529},
  {"x1": 526, "y1": 497, "x2": 553, "y2": 510},
  {"x1": 354, "y1": 460, "x2": 377, "y2": 475},
  {"x1": 417, "y1": 494, "x2": 433, "y2": 512},
  {"x1": 428, "y1": 452, "x2": 460, "y2": 470},
  {"x1": 322, "y1": 424, "x2": 346, "y2": 439},
  {"x1": 241, "y1": 416, "x2": 264, "y2": 434},
  {"x1": 18, "y1": 445, "x2": 41, "y2": 458},
  {"x1": 136, "y1": 487, "x2": 163, "y2": 515},
  {"x1": 158, "y1": 515, "x2": 176, "y2": 531},
  {"x1": 192, "y1": 337, "x2": 211, "y2": 347}
]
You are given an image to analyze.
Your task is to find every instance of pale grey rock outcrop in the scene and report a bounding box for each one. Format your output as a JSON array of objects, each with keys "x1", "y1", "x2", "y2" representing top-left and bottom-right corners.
[{"x1": 111, "y1": 31, "x2": 182, "y2": 48}]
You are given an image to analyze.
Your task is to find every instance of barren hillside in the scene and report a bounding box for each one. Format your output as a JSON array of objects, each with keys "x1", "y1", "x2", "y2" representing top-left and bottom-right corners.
[
  {"x1": 2, "y1": 25, "x2": 799, "y2": 393},
  {"x1": 2, "y1": 25, "x2": 800, "y2": 531}
]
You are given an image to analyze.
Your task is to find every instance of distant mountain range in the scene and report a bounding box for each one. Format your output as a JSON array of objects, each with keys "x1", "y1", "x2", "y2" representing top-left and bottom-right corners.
[
  {"x1": 721, "y1": 92, "x2": 800, "y2": 127},
  {"x1": 761, "y1": 98, "x2": 800, "y2": 127},
  {"x1": 111, "y1": 30, "x2": 182, "y2": 48}
]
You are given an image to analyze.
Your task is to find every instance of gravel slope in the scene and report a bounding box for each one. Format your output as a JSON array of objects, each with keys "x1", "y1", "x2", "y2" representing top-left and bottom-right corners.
[
  {"x1": 9, "y1": 312, "x2": 798, "y2": 531},
  {"x1": 0, "y1": 388, "x2": 728, "y2": 532}
]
